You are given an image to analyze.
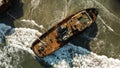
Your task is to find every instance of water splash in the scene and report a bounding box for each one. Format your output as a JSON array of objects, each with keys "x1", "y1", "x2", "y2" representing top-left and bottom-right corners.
[
  {"x1": 0, "y1": 23, "x2": 42, "y2": 67},
  {"x1": 0, "y1": 24, "x2": 22, "y2": 68},
  {"x1": 5, "y1": 28, "x2": 42, "y2": 54}
]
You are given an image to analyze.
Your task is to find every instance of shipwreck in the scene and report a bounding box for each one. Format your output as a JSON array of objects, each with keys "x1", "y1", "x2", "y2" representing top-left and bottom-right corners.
[{"x1": 31, "y1": 8, "x2": 98, "y2": 58}]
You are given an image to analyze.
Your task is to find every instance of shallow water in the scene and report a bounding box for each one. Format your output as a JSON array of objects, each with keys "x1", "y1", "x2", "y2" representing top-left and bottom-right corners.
[{"x1": 0, "y1": 0, "x2": 120, "y2": 68}]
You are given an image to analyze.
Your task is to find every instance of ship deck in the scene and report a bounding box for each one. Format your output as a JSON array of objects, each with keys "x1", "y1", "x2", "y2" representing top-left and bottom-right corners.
[{"x1": 31, "y1": 8, "x2": 98, "y2": 57}]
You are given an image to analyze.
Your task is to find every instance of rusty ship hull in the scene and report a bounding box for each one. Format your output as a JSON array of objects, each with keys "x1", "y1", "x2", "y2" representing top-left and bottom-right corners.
[{"x1": 31, "y1": 8, "x2": 98, "y2": 58}]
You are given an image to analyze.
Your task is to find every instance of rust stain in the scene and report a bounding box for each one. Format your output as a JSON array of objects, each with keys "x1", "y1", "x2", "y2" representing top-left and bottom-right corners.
[{"x1": 31, "y1": 8, "x2": 98, "y2": 58}]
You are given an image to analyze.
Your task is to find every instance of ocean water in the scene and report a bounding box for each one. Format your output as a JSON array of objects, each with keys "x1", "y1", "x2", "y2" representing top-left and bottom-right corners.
[{"x1": 0, "y1": 0, "x2": 120, "y2": 68}]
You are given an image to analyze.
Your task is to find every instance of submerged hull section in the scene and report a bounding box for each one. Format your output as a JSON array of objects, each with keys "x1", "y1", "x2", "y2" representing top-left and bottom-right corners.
[{"x1": 31, "y1": 8, "x2": 98, "y2": 58}]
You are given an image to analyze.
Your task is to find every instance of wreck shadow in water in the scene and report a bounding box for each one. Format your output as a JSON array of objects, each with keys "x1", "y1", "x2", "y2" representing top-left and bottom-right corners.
[
  {"x1": 69, "y1": 22, "x2": 98, "y2": 51},
  {"x1": 0, "y1": 0, "x2": 23, "y2": 28}
]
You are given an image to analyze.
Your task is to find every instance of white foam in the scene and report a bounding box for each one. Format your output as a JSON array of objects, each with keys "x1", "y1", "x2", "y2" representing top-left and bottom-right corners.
[
  {"x1": 0, "y1": 46, "x2": 23, "y2": 68},
  {"x1": 41, "y1": 43, "x2": 120, "y2": 68},
  {"x1": 0, "y1": 24, "x2": 120, "y2": 68},
  {"x1": 0, "y1": 24, "x2": 42, "y2": 67},
  {"x1": 0, "y1": 24, "x2": 21, "y2": 67},
  {"x1": 5, "y1": 28, "x2": 42, "y2": 54},
  {"x1": 21, "y1": 19, "x2": 45, "y2": 29}
]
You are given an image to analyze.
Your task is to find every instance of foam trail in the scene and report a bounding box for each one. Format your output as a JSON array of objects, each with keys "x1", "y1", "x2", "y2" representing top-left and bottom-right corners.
[
  {"x1": 98, "y1": 15, "x2": 114, "y2": 32},
  {"x1": 27, "y1": 0, "x2": 41, "y2": 19},
  {"x1": 31, "y1": 0, "x2": 41, "y2": 10},
  {"x1": 47, "y1": 0, "x2": 72, "y2": 29},
  {"x1": 21, "y1": 19, "x2": 45, "y2": 30},
  {"x1": 62, "y1": 0, "x2": 72, "y2": 19}
]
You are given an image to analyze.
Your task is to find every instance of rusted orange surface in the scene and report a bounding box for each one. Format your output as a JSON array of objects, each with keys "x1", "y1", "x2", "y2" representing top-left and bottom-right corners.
[{"x1": 31, "y1": 8, "x2": 98, "y2": 58}]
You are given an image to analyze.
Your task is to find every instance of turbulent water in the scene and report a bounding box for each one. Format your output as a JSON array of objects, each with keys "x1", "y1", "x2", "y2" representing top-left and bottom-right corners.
[{"x1": 0, "y1": 0, "x2": 120, "y2": 68}]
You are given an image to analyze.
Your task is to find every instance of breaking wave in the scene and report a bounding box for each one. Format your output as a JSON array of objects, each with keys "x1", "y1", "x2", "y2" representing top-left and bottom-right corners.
[
  {"x1": 0, "y1": 23, "x2": 41, "y2": 68},
  {"x1": 0, "y1": 23, "x2": 120, "y2": 68}
]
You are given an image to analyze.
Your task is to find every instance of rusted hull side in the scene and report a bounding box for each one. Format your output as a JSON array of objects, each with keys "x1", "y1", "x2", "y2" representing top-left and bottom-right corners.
[{"x1": 31, "y1": 8, "x2": 98, "y2": 58}]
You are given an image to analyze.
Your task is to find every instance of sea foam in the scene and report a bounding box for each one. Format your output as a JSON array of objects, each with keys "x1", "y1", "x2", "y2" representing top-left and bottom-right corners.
[{"x1": 0, "y1": 23, "x2": 120, "y2": 68}]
